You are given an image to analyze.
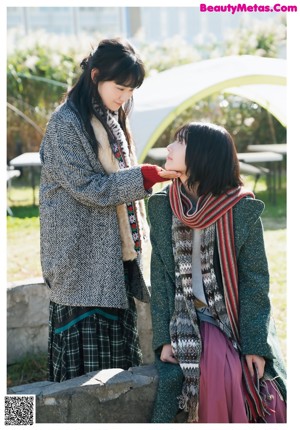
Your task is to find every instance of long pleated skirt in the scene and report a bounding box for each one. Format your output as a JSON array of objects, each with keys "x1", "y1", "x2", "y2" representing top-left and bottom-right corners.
[
  {"x1": 198, "y1": 321, "x2": 286, "y2": 423},
  {"x1": 48, "y1": 288, "x2": 142, "y2": 382}
]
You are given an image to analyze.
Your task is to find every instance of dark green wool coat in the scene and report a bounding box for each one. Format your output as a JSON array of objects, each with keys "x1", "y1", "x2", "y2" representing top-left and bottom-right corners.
[{"x1": 148, "y1": 186, "x2": 286, "y2": 423}]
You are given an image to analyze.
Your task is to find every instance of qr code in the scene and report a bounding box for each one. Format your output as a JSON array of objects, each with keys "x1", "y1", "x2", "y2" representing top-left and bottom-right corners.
[{"x1": 4, "y1": 395, "x2": 35, "y2": 426}]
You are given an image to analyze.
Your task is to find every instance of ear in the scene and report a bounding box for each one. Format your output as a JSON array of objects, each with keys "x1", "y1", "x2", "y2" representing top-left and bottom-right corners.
[{"x1": 91, "y1": 68, "x2": 99, "y2": 83}]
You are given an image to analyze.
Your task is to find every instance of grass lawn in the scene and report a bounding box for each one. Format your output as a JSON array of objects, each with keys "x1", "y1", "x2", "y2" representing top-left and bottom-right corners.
[
  {"x1": 7, "y1": 211, "x2": 41, "y2": 282},
  {"x1": 6, "y1": 175, "x2": 287, "y2": 386}
]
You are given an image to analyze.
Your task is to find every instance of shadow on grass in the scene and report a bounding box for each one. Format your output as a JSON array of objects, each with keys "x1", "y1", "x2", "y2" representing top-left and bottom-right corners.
[
  {"x1": 7, "y1": 353, "x2": 48, "y2": 388},
  {"x1": 7, "y1": 205, "x2": 40, "y2": 219}
]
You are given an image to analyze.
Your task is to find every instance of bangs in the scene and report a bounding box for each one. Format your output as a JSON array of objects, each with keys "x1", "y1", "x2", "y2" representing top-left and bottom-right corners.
[
  {"x1": 174, "y1": 124, "x2": 190, "y2": 143},
  {"x1": 114, "y1": 61, "x2": 145, "y2": 89}
]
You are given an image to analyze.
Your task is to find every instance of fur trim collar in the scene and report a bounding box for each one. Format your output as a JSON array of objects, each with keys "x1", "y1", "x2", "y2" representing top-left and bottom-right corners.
[{"x1": 91, "y1": 116, "x2": 137, "y2": 261}]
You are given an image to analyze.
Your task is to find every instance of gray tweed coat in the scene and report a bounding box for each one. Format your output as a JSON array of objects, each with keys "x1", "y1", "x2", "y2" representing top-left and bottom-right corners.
[
  {"x1": 148, "y1": 186, "x2": 286, "y2": 423},
  {"x1": 39, "y1": 100, "x2": 150, "y2": 307}
]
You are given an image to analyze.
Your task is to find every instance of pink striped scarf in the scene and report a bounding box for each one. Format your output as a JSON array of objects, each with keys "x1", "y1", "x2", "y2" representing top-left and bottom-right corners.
[{"x1": 169, "y1": 179, "x2": 270, "y2": 422}]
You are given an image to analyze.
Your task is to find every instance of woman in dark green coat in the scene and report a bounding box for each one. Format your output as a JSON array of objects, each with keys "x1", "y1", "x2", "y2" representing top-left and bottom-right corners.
[{"x1": 148, "y1": 122, "x2": 286, "y2": 423}]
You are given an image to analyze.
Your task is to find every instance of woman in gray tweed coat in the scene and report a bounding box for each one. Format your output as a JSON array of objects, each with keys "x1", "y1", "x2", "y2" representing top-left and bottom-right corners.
[
  {"x1": 148, "y1": 122, "x2": 286, "y2": 423},
  {"x1": 39, "y1": 38, "x2": 178, "y2": 382}
]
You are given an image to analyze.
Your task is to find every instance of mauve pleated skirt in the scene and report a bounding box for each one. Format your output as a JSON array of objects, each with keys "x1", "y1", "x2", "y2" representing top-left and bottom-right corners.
[{"x1": 197, "y1": 321, "x2": 286, "y2": 423}]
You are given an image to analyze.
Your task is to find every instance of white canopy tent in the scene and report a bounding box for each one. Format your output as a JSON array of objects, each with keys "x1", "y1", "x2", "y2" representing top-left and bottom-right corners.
[{"x1": 130, "y1": 55, "x2": 286, "y2": 161}]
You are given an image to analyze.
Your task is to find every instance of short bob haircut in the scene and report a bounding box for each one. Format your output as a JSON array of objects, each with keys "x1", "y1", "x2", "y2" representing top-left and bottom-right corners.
[{"x1": 174, "y1": 122, "x2": 243, "y2": 196}]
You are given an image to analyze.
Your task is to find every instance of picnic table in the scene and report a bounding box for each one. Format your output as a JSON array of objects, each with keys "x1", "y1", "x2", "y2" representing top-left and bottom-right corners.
[
  {"x1": 9, "y1": 152, "x2": 41, "y2": 205},
  {"x1": 247, "y1": 143, "x2": 286, "y2": 155},
  {"x1": 237, "y1": 151, "x2": 283, "y2": 204},
  {"x1": 247, "y1": 144, "x2": 286, "y2": 190}
]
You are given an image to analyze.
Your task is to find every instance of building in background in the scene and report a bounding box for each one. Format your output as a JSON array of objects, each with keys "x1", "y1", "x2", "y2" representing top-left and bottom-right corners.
[
  {"x1": 7, "y1": 6, "x2": 285, "y2": 54},
  {"x1": 7, "y1": 7, "x2": 124, "y2": 36}
]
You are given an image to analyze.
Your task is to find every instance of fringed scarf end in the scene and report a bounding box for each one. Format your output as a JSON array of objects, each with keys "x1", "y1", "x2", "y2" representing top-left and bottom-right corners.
[
  {"x1": 245, "y1": 377, "x2": 281, "y2": 423},
  {"x1": 178, "y1": 393, "x2": 199, "y2": 423}
]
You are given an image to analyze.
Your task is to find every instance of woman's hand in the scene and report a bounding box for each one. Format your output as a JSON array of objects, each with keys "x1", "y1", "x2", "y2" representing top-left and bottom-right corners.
[
  {"x1": 157, "y1": 168, "x2": 181, "y2": 180},
  {"x1": 160, "y1": 344, "x2": 179, "y2": 364},
  {"x1": 245, "y1": 354, "x2": 265, "y2": 379}
]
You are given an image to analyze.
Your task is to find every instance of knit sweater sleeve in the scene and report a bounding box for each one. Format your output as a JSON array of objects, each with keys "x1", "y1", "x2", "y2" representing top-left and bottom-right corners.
[{"x1": 140, "y1": 164, "x2": 169, "y2": 190}]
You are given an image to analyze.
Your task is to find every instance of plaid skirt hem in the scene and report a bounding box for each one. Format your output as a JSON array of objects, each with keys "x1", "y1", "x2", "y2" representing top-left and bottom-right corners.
[{"x1": 48, "y1": 297, "x2": 142, "y2": 382}]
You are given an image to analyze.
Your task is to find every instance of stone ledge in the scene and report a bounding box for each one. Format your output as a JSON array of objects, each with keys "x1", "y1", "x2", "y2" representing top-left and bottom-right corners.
[
  {"x1": 7, "y1": 280, "x2": 50, "y2": 364},
  {"x1": 7, "y1": 277, "x2": 45, "y2": 289},
  {"x1": 7, "y1": 279, "x2": 154, "y2": 365},
  {"x1": 8, "y1": 365, "x2": 158, "y2": 423}
]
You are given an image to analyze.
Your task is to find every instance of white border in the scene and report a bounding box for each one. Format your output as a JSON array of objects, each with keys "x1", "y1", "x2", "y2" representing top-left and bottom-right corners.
[{"x1": 2, "y1": 1, "x2": 298, "y2": 429}]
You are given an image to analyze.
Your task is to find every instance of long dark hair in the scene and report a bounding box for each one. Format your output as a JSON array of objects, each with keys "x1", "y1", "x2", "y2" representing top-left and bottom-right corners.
[
  {"x1": 174, "y1": 122, "x2": 243, "y2": 196},
  {"x1": 67, "y1": 38, "x2": 145, "y2": 154}
]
